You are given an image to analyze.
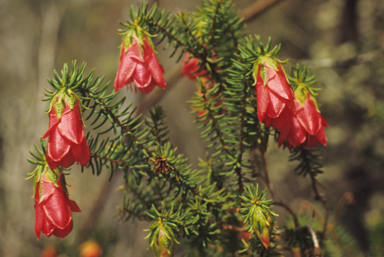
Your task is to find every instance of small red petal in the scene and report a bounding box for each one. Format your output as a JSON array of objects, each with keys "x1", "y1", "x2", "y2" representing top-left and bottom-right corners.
[
  {"x1": 304, "y1": 135, "x2": 319, "y2": 148},
  {"x1": 278, "y1": 122, "x2": 291, "y2": 147},
  {"x1": 39, "y1": 175, "x2": 57, "y2": 203},
  {"x1": 265, "y1": 64, "x2": 293, "y2": 100},
  {"x1": 322, "y1": 116, "x2": 329, "y2": 127},
  {"x1": 297, "y1": 96, "x2": 322, "y2": 135},
  {"x1": 288, "y1": 117, "x2": 307, "y2": 147},
  {"x1": 114, "y1": 44, "x2": 137, "y2": 92},
  {"x1": 144, "y1": 40, "x2": 166, "y2": 89},
  {"x1": 43, "y1": 188, "x2": 73, "y2": 230},
  {"x1": 46, "y1": 128, "x2": 71, "y2": 162},
  {"x1": 57, "y1": 103, "x2": 84, "y2": 145},
  {"x1": 315, "y1": 126, "x2": 327, "y2": 146},
  {"x1": 69, "y1": 200, "x2": 82, "y2": 213},
  {"x1": 182, "y1": 53, "x2": 205, "y2": 80},
  {"x1": 35, "y1": 203, "x2": 44, "y2": 239},
  {"x1": 42, "y1": 108, "x2": 60, "y2": 139},
  {"x1": 79, "y1": 138, "x2": 91, "y2": 167},
  {"x1": 70, "y1": 137, "x2": 90, "y2": 167},
  {"x1": 52, "y1": 220, "x2": 73, "y2": 238},
  {"x1": 266, "y1": 90, "x2": 286, "y2": 119},
  {"x1": 133, "y1": 62, "x2": 153, "y2": 90},
  {"x1": 256, "y1": 77, "x2": 269, "y2": 123},
  {"x1": 41, "y1": 215, "x2": 56, "y2": 237},
  {"x1": 136, "y1": 77, "x2": 156, "y2": 94}
]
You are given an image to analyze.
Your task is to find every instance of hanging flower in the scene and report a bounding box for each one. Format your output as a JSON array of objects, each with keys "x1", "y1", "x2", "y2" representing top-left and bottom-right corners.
[
  {"x1": 42, "y1": 94, "x2": 90, "y2": 170},
  {"x1": 114, "y1": 35, "x2": 166, "y2": 94},
  {"x1": 254, "y1": 61, "x2": 295, "y2": 130},
  {"x1": 278, "y1": 93, "x2": 328, "y2": 148},
  {"x1": 35, "y1": 168, "x2": 81, "y2": 239},
  {"x1": 182, "y1": 53, "x2": 206, "y2": 80}
]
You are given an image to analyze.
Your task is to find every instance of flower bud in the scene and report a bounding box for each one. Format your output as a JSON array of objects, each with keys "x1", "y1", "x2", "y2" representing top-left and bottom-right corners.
[
  {"x1": 151, "y1": 226, "x2": 175, "y2": 257},
  {"x1": 251, "y1": 210, "x2": 274, "y2": 249},
  {"x1": 80, "y1": 240, "x2": 103, "y2": 257}
]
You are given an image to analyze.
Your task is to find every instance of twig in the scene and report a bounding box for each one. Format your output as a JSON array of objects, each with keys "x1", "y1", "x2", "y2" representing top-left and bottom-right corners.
[
  {"x1": 332, "y1": 192, "x2": 354, "y2": 225},
  {"x1": 77, "y1": 173, "x2": 116, "y2": 241},
  {"x1": 309, "y1": 173, "x2": 329, "y2": 244},
  {"x1": 260, "y1": 149, "x2": 276, "y2": 200},
  {"x1": 240, "y1": 0, "x2": 287, "y2": 22},
  {"x1": 273, "y1": 201, "x2": 299, "y2": 227},
  {"x1": 307, "y1": 225, "x2": 319, "y2": 249}
]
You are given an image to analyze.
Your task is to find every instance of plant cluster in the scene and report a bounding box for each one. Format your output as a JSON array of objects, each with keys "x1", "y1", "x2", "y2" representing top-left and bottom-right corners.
[{"x1": 26, "y1": 1, "x2": 344, "y2": 256}]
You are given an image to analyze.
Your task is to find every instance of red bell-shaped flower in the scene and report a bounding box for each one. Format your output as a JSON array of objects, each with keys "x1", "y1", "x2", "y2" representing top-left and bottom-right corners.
[
  {"x1": 255, "y1": 62, "x2": 295, "y2": 130},
  {"x1": 278, "y1": 94, "x2": 328, "y2": 148},
  {"x1": 42, "y1": 97, "x2": 90, "y2": 170},
  {"x1": 114, "y1": 36, "x2": 166, "y2": 94},
  {"x1": 182, "y1": 53, "x2": 206, "y2": 80},
  {"x1": 35, "y1": 169, "x2": 81, "y2": 239}
]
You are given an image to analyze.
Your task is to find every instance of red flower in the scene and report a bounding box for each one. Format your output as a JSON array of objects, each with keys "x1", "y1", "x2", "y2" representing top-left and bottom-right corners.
[
  {"x1": 35, "y1": 171, "x2": 81, "y2": 239},
  {"x1": 114, "y1": 37, "x2": 166, "y2": 94},
  {"x1": 255, "y1": 62, "x2": 295, "y2": 130},
  {"x1": 42, "y1": 99, "x2": 90, "y2": 170},
  {"x1": 182, "y1": 53, "x2": 206, "y2": 80},
  {"x1": 278, "y1": 94, "x2": 328, "y2": 148}
]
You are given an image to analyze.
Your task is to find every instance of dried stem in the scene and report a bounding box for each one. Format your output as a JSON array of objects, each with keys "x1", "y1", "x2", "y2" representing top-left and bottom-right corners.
[
  {"x1": 333, "y1": 192, "x2": 354, "y2": 225},
  {"x1": 273, "y1": 201, "x2": 299, "y2": 227},
  {"x1": 260, "y1": 149, "x2": 276, "y2": 200},
  {"x1": 309, "y1": 173, "x2": 329, "y2": 244}
]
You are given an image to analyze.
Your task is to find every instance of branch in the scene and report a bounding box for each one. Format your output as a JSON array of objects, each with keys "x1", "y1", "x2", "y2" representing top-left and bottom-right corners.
[
  {"x1": 309, "y1": 173, "x2": 329, "y2": 244},
  {"x1": 240, "y1": 0, "x2": 287, "y2": 22},
  {"x1": 260, "y1": 149, "x2": 276, "y2": 200},
  {"x1": 273, "y1": 201, "x2": 299, "y2": 228},
  {"x1": 77, "y1": 174, "x2": 116, "y2": 241}
]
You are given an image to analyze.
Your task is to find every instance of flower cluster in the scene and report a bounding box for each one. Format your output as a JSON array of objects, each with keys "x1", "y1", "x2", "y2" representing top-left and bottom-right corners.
[
  {"x1": 251, "y1": 39, "x2": 328, "y2": 149},
  {"x1": 30, "y1": 76, "x2": 91, "y2": 239}
]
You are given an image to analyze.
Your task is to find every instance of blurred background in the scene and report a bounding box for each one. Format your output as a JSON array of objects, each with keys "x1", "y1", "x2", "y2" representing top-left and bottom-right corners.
[{"x1": 0, "y1": 0, "x2": 384, "y2": 256}]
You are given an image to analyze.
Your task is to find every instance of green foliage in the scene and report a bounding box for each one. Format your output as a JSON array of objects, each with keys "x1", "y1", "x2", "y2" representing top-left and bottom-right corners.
[
  {"x1": 25, "y1": 0, "x2": 347, "y2": 256},
  {"x1": 289, "y1": 147, "x2": 324, "y2": 177},
  {"x1": 368, "y1": 217, "x2": 384, "y2": 257}
]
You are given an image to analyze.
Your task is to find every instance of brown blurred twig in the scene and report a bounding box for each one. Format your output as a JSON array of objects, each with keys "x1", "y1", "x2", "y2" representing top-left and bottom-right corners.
[
  {"x1": 309, "y1": 173, "x2": 329, "y2": 245},
  {"x1": 301, "y1": 48, "x2": 384, "y2": 69},
  {"x1": 240, "y1": 0, "x2": 286, "y2": 22}
]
